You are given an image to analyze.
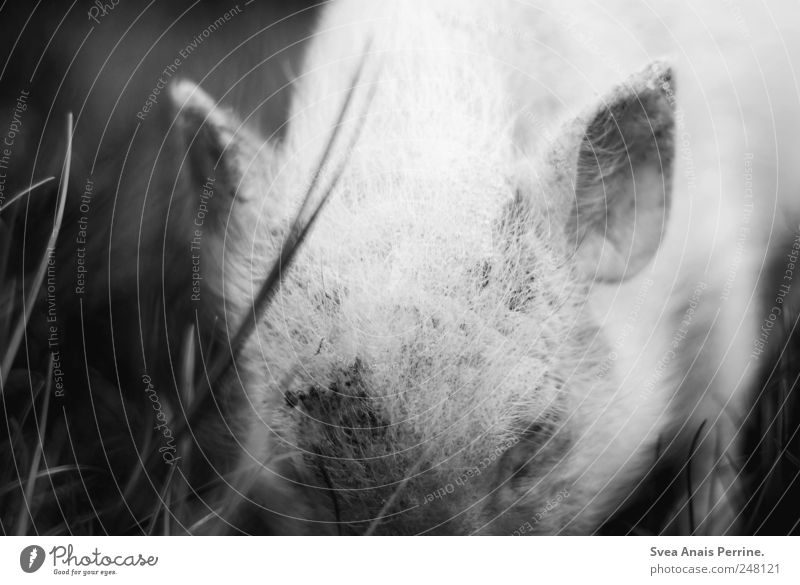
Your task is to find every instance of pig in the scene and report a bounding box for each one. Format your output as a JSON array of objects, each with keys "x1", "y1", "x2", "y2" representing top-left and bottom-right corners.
[{"x1": 25, "y1": 0, "x2": 800, "y2": 534}]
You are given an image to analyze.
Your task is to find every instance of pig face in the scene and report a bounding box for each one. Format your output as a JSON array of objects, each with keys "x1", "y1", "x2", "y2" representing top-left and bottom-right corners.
[{"x1": 166, "y1": 51, "x2": 674, "y2": 534}]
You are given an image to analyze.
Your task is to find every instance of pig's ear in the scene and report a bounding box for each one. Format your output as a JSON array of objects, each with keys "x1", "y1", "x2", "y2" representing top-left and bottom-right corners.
[
  {"x1": 166, "y1": 80, "x2": 281, "y2": 325},
  {"x1": 563, "y1": 62, "x2": 675, "y2": 282},
  {"x1": 169, "y1": 79, "x2": 268, "y2": 213}
]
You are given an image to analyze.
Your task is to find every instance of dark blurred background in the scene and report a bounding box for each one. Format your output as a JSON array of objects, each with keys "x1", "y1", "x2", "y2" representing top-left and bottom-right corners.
[{"x1": 0, "y1": 0, "x2": 321, "y2": 192}]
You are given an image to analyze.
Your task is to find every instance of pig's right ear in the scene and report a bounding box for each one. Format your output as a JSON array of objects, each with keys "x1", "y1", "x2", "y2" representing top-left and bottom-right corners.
[
  {"x1": 169, "y1": 79, "x2": 272, "y2": 226},
  {"x1": 166, "y1": 80, "x2": 283, "y2": 325},
  {"x1": 552, "y1": 62, "x2": 676, "y2": 282}
]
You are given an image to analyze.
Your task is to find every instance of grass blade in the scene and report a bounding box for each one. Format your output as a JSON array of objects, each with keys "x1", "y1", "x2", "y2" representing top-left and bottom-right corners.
[
  {"x1": 0, "y1": 176, "x2": 55, "y2": 214},
  {"x1": 0, "y1": 114, "x2": 72, "y2": 391},
  {"x1": 13, "y1": 354, "x2": 54, "y2": 535}
]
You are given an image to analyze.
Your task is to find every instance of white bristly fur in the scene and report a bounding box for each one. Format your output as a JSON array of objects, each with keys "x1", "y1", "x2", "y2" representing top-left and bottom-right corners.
[{"x1": 171, "y1": 1, "x2": 800, "y2": 533}]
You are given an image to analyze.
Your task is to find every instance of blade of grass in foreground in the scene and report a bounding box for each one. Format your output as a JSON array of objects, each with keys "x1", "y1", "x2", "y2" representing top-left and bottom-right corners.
[
  {"x1": 13, "y1": 354, "x2": 54, "y2": 535},
  {"x1": 0, "y1": 176, "x2": 55, "y2": 214},
  {"x1": 0, "y1": 114, "x2": 72, "y2": 391}
]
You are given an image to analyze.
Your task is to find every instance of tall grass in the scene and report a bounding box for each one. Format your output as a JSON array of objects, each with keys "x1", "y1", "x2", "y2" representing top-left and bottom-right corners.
[
  {"x1": 1, "y1": 115, "x2": 71, "y2": 535},
  {"x1": 740, "y1": 300, "x2": 800, "y2": 535}
]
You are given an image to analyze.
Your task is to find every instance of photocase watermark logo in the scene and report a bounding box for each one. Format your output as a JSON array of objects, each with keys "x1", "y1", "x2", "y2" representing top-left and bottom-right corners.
[
  {"x1": 19, "y1": 545, "x2": 46, "y2": 573},
  {"x1": 87, "y1": 0, "x2": 120, "y2": 24}
]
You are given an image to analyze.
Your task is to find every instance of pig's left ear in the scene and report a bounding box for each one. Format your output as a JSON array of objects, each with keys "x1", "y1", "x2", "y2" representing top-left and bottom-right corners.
[{"x1": 561, "y1": 62, "x2": 675, "y2": 282}]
